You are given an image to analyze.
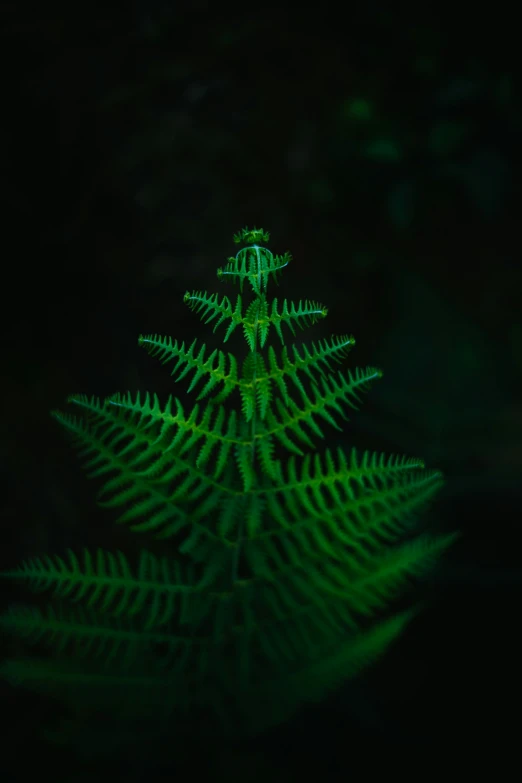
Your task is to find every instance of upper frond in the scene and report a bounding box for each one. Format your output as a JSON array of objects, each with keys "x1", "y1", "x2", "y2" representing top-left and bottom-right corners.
[
  {"x1": 217, "y1": 239, "x2": 290, "y2": 296},
  {"x1": 232, "y1": 226, "x2": 270, "y2": 245}
]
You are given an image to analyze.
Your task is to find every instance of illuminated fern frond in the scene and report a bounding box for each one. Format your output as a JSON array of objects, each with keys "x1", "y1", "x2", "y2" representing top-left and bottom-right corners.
[
  {"x1": 218, "y1": 231, "x2": 290, "y2": 295},
  {"x1": 261, "y1": 366, "x2": 382, "y2": 455},
  {"x1": 268, "y1": 297, "x2": 328, "y2": 343},
  {"x1": 183, "y1": 290, "x2": 243, "y2": 342},
  {"x1": 138, "y1": 335, "x2": 240, "y2": 404},
  {"x1": 2, "y1": 226, "x2": 455, "y2": 740},
  {"x1": 53, "y1": 391, "x2": 244, "y2": 532},
  {"x1": 266, "y1": 334, "x2": 356, "y2": 401}
]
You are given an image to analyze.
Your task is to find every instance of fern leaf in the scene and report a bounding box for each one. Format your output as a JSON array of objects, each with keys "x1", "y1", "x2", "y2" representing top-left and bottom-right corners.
[
  {"x1": 183, "y1": 290, "x2": 243, "y2": 341},
  {"x1": 138, "y1": 335, "x2": 240, "y2": 404},
  {"x1": 269, "y1": 297, "x2": 328, "y2": 343},
  {"x1": 260, "y1": 366, "x2": 382, "y2": 455},
  {"x1": 0, "y1": 604, "x2": 168, "y2": 669},
  {"x1": 218, "y1": 238, "x2": 290, "y2": 295},
  {"x1": 3, "y1": 226, "x2": 455, "y2": 739},
  {"x1": 0, "y1": 550, "x2": 220, "y2": 629}
]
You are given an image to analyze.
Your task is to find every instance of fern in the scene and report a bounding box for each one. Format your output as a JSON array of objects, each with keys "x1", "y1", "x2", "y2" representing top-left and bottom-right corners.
[{"x1": 1, "y1": 226, "x2": 454, "y2": 737}]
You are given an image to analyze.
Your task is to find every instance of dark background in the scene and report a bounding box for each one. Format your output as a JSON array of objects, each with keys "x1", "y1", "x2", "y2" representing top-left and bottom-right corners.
[{"x1": 1, "y1": 2, "x2": 521, "y2": 779}]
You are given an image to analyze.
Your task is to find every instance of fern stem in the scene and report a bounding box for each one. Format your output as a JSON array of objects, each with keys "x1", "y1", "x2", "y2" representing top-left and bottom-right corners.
[{"x1": 231, "y1": 245, "x2": 262, "y2": 584}]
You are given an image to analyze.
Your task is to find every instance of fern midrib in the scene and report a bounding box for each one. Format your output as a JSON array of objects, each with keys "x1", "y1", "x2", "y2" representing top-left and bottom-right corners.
[{"x1": 231, "y1": 245, "x2": 264, "y2": 583}]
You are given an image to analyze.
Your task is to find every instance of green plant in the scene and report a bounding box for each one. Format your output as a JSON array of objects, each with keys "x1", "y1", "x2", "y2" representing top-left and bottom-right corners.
[{"x1": 1, "y1": 227, "x2": 453, "y2": 737}]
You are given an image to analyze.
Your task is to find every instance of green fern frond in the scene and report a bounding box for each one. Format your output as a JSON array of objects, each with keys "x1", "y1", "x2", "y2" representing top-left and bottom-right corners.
[
  {"x1": 0, "y1": 604, "x2": 164, "y2": 668},
  {"x1": 268, "y1": 334, "x2": 356, "y2": 398},
  {"x1": 138, "y1": 335, "x2": 240, "y2": 404},
  {"x1": 267, "y1": 296, "x2": 328, "y2": 342},
  {"x1": 239, "y1": 608, "x2": 417, "y2": 733},
  {"x1": 1, "y1": 549, "x2": 220, "y2": 629},
  {"x1": 218, "y1": 230, "x2": 290, "y2": 295},
  {"x1": 260, "y1": 447, "x2": 442, "y2": 546},
  {"x1": 261, "y1": 365, "x2": 383, "y2": 456},
  {"x1": 0, "y1": 658, "x2": 186, "y2": 720},
  {"x1": 183, "y1": 290, "x2": 243, "y2": 342},
  {"x1": 1, "y1": 226, "x2": 455, "y2": 739}
]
